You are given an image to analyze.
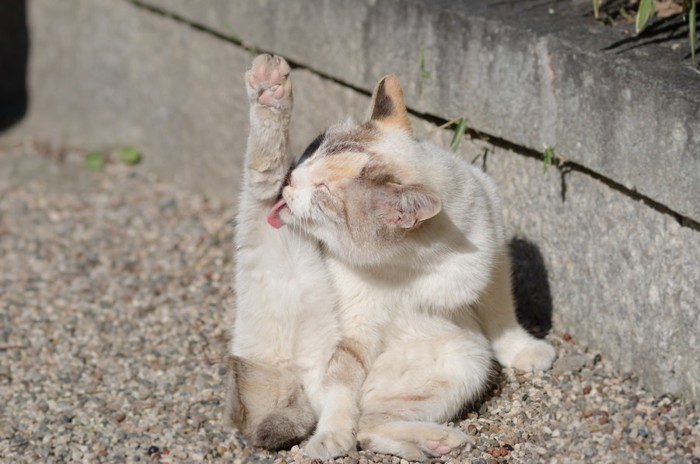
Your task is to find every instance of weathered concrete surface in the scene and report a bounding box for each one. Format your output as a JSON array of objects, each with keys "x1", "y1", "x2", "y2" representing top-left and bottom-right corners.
[
  {"x1": 140, "y1": 0, "x2": 700, "y2": 223},
  {"x1": 0, "y1": 0, "x2": 698, "y2": 403}
]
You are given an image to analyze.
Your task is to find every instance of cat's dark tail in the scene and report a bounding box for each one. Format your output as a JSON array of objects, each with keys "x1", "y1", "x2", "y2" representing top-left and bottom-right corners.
[{"x1": 255, "y1": 405, "x2": 316, "y2": 450}]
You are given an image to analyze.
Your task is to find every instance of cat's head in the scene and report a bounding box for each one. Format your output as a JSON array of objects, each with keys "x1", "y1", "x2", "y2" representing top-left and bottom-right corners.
[{"x1": 269, "y1": 75, "x2": 442, "y2": 265}]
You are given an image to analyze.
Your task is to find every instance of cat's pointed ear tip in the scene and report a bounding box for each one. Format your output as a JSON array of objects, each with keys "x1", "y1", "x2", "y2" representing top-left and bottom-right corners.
[{"x1": 378, "y1": 74, "x2": 402, "y2": 88}]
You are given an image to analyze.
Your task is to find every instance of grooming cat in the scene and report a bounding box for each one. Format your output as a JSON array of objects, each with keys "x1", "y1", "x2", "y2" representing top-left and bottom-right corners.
[{"x1": 226, "y1": 54, "x2": 556, "y2": 461}]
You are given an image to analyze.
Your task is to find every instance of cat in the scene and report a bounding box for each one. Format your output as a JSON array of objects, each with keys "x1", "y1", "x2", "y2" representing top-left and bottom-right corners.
[{"x1": 226, "y1": 54, "x2": 556, "y2": 461}]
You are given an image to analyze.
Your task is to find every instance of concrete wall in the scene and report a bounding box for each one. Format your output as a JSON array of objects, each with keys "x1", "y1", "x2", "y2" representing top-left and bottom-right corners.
[{"x1": 1, "y1": 0, "x2": 697, "y2": 403}]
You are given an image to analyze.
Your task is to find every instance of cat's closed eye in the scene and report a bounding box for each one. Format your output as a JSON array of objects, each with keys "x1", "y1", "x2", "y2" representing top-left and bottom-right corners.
[{"x1": 315, "y1": 182, "x2": 331, "y2": 193}]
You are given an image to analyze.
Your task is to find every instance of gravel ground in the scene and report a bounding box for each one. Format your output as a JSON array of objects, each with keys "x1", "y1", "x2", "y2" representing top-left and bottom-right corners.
[{"x1": 0, "y1": 150, "x2": 698, "y2": 463}]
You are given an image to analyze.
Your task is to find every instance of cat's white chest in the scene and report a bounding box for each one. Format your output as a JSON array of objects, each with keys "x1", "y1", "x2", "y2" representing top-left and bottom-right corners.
[{"x1": 233, "y1": 224, "x2": 337, "y2": 367}]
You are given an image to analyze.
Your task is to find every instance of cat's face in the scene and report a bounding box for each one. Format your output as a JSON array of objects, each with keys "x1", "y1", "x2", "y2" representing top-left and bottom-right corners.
[{"x1": 270, "y1": 75, "x2": 441, "y2": 266}]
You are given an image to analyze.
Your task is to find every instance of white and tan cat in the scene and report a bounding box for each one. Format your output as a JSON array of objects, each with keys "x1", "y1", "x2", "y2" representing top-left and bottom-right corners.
[{"x1": 226, "y1": 54, "x2": 556, "y2": 461}]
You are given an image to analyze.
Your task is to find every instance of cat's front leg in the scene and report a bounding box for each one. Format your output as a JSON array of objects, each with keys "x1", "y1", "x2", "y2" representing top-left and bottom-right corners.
[
  {"x1": 304, "y1": 339, "x2": 372, "y2": 460},
  {"x1": 244, "y1": 54, "x2": 294, "y2": 201}
]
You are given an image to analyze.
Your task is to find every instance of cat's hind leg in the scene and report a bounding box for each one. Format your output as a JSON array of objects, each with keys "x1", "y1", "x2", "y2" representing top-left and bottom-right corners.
[
  {"x1": 356, "y1": 316, "x2": 491, "y2": 461},
  {"x1": 475, "y1": 252, "x2": 556, "y2": 371},
  {"x1": 224, "y1": 356, "x2": 315, "y2": 450},
  {"x1": 244, "y1": 54, "x2": 295, "y2": 202}
]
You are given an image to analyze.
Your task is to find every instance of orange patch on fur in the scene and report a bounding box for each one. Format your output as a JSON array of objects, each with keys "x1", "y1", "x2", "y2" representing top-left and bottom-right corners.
[{"x1": 312, "y1": 153, "x2": 368, "y2": 185}]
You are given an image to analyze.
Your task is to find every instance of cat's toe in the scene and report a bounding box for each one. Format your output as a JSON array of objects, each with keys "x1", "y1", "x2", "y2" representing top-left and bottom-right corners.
[{"x1": 510, "y1": 339, "x2": 556, "y2": 372}]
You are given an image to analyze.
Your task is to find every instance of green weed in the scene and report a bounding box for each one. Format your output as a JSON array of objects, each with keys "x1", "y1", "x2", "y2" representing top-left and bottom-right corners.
[
  {"x1": 115, "y1": 145, "x2": 142, "y2": 165},
  {"x1": 690, "y1": 0, "x2": 697, "y2": 63},
  {"x1": 84, "y1": 151, "x2": 106, "y2": 171},
  {"x1": 83, "y1": 145, "x2": 143, "y2": 171},
  {"x1": 419, "y1": 47, "x2": 432, "y2": 79},
  {"x1": 635, "y1": 0, "x2": 655, "y2": 33},
  {"x1": 449, "y1": 117, "x2": 468, "y2": 153},
  {"x1": 543, "y1": 146, "x2": 555, "y2": 173}
]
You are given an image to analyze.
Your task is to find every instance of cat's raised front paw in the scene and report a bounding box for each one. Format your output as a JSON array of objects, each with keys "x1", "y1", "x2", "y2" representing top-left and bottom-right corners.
[
  {"x1": 509, "y1": 339, "x2": 556, "y2": 372},
  {"x1": 245, "y1": 54, "x2": 292, "y2": 112},
  {"x1": 304, "y1": 429, "x2": 356, "y2": 460}
]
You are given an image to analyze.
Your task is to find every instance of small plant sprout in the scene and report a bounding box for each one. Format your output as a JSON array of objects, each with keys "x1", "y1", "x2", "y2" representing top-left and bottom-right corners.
[
  {"x1": 635, "y1": 0, "x2": 655, "y2": 34},
  {"x1": 689, "y1": 0, "x2": 697, "y2": 64},
  {"x1": 116, "y1": 145, "x2": 142, "y2": 165},
  {"x1": 84, "y1": 151, "x2": 106, "y2": 171},
  {"x1": 429, "y1": 116, "x2": 469, "y2": 152},
  {"x1": 419, "y1": 47, "x2": 432, "y2": 79},
  {"x1": 543, "y1": 146, "x2": 556, "y2": 173},
  {"x1": 449, "y1": 117, "x2": 468, "y2": 153}
]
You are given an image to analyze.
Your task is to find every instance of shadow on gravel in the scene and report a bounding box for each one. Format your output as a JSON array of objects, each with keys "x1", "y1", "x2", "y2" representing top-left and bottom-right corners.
[
  {"x1": 509, "y1": 237, "x2": 553, "y2": 339},
  {"x1": 0, "y1": 0, "x2": 29, "y2": 133}
]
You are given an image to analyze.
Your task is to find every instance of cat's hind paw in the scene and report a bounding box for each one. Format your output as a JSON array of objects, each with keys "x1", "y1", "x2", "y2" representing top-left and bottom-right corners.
[
  {"x1": 245, "y1": 54, "x2": 292, "y2": 112},
  {"x1": 303, "y1": 429, "x2": 356, "y2": 460},
  {"x1": 422, "y1": 427, "x2": 469, "y2": 457},
  {"x1": 509, "y1": 339, "x2": 556, "y2": 372}
]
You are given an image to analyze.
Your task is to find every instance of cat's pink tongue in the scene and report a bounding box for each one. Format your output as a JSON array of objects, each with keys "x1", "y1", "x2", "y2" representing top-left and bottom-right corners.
[{"x1": 267, "y1": 198, "x2": 287, "y2": 229}]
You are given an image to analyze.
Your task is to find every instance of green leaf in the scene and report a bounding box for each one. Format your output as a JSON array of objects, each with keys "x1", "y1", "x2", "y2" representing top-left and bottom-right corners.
[
  {"x1": 115, "y1": 145, "x2": 142, "y2": 165},
  {"x1": 593, "y1": 0, "x2": 601, "y2": 19},
  {"x1": 690, "y1": 0, "x2": 697, "y2": 64},
  {"x1": 543, "y1": 146, "x2": 555, "y2": 173},
  {"x1": 84, "y1": 150, "x2": 106, "y2": 171},
  {"x1": 449, "y1": 117, "x2": 468, "y2": 152},
  {"x1": 635, "y1": 0, "x2": 655, "y2": 34}
]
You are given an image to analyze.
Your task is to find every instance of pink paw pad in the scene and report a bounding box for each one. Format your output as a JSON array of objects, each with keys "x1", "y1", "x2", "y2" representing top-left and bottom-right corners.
[
  {"x1": 425, "y1": 440, "x2": 452, "y2": 455},
  {"x1": 269, "y1": 69, "x2": 280, "y2": 86}
]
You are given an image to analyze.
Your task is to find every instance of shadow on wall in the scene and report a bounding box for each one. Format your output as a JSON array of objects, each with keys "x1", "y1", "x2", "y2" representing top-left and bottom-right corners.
[
  {"x1": 0, "y1": 0, "x2": 29, "y2": 133},
  {"x1": 509, "y1": 237, "x2": 553, "y2": 338}
]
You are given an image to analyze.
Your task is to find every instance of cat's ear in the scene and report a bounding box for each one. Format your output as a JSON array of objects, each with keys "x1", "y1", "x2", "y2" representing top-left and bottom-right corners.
[
  {"x1": 378, "y1": 183, "x2": 441, "y2": 229},
  {"x1": 369, "y1": 75, "x2": 412, "y2": 134}
]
